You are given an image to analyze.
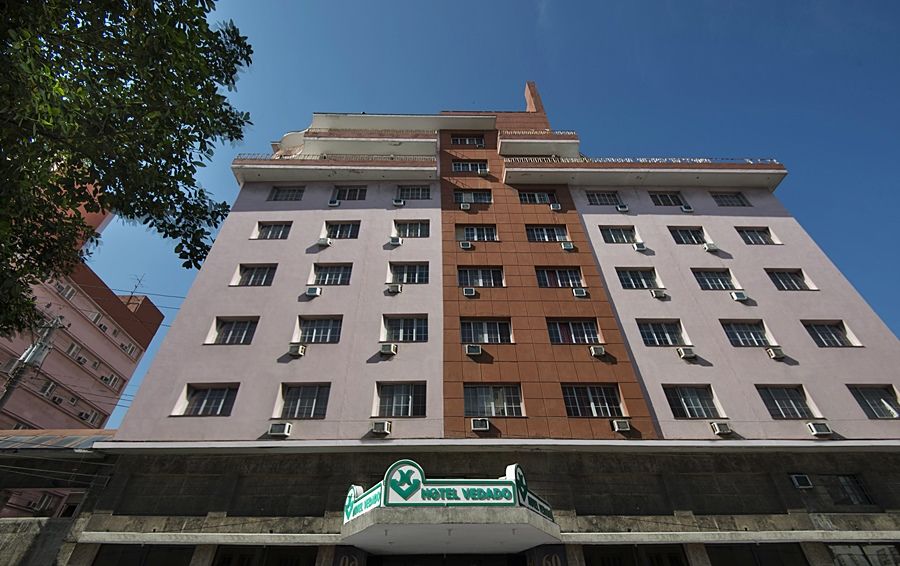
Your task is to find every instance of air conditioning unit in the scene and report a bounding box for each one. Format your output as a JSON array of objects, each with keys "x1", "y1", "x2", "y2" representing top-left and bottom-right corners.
[
  {"x1": 317, "y1": 237, "x2": 333, "y2": 247},
  {"x1": 306, "y1": 286, "x2": 322, "y2": 297},
  {"x1": 702, "y1": 242, "x2": 719, "y2": 253},
  {"x1": 766, "y1": 346, "x2": 785, "y2": 360},
  {"x1": 676, "y1": 347, "x2": 696, "y2": 360},
  {"x1": 380, "y1": 343, "x2": 398, "y2": 356},
  {"x1": 268, "y1": 422, "x2": 292, "y2": 438},
  {"x1": 549, "y1": 203, "x2": 562, "y2": 211},
  {"x1": 807, "y1": 422, "x2": 832, "y2": 436},
  {"x1": 465, "y1": 344, "x2": 482, "y2": 356},
  {"x1": 459, "y1": 241, "x2": 473, "y2": 250},
  {"x1": 611, "y1": 419, "x2": 631, "y2": 433},
  {"x1": 100, "y1": 375, "x2": 112, "y2": 384},
  {"x1": 392, "y1": 199, "x2": 405, "y2": 207},
  {"x1": 710, "y1": 421, "x2": 732, "y2": 436},
  {"x1": 616, "y1": 204, "x2": 629, "y2": 213},
  {"x1": 75, "y1": 356, "x2": 87, "y2": 365},
  {"x1": 97, "y1": 323, "x2": 108, "y2": 333},
  {"x1": 387, "y1": 283, "x2": 403, "y2": 294},
  {"x1": 680, "y1": 204, "x2": 694, "y2": 213},
  {"x1": 560, "y1": 241, "x2": 575, "y2": 251},
  {"x1": 371, "y1": 420, "x2": 392, "y2": 435},
  {"x1": 572, "y1": 288, "x2": 588, "y2": 298},
  {"x1": 471, "y1": 418, "x2": 491, "y2": 431},
  {"x1": 477, "y1": 169, "x2": 490, "y2": 177},
  {"x1": 288, "y1": 342, "x2": 306, "y2": 358},
  {"x1": 632, "y1": 241, "x2": 647, "y2": 252},
  {"x1": 475, "y1": 143, "x2": 485, "y2": 149},
  {"x1": 730, "y1": 291, "x2": 748, "y2": 302},
  {"x1": 790, "y1": 474, "x2": 814, "y2": 489},
  {"x1": 389, "y1": 236, "x2": 403, "y2": 246},
  {"x1": 589, "y1": 345, "x2": 606, "y2": 358},
  {"x1": 328, "y1": 199, "x2": 340, "y2": 207},
  {"x1": 460, "y1": 203, "x2": 471, "y2": 211},
  {"x1": 51, "y1": 396, "x2": 64, "y2": 405},
  {"x1": 78, "y1": 411, "x2": 91, "y2": 421},
  {"x1": 462, "y1": 287, "x2": 477, "y2": 297},
  {"x1": 649, "y1": 288, "x2": 667, "y2": 299}
]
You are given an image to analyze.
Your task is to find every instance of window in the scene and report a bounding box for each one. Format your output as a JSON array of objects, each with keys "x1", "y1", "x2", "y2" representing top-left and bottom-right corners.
[
  {"x1": 451, "y1": 135, "x2": 484, "y2": 146},
  {"x1": 282, "y1": 385, "x2": 329, "y2": 419},
  {"x1": 385, "y1": 317, "x2": 428, "y2": 342},
  {"x1": 326, "y1": 222, "x2": 360, "y2": 239},
  {"x1": 184, "y1": 386, "x2": 237, "y2": 416},
  {"x1": 669, "y1": 227, "x2": 706, "y2": 245},
  {"x1": 638, "y1": 321, "x2": 686, "y2": 346},
  {"x1": 805, "y1": 322, "x2": 853, "y2": 347},
  {"x1": 616, "y1": 268, "x2": 659, "y2": 290},
  {"x1": 586, "y1": 191, "x2": 621, "y2": 206},
  {"x1": 454, "y1": 190, "x2": 492, "y2": 204},
  {"x1": 257, "y1": 222, "x2": 291, "y2": 240},
  {"x1": 391, "y1": 263, "x2": 429, "y2": 284},
  {"x1": 65, "y1": 343, "x2": 80, "y2": 357},
  {"x1": 650, "y1": 192, "x2": 684, "y2": 206},
  {"x1": 547, "y1": 319, "x2": 600, "y2": 344},
  {"x1": 298, "y1": 318, "x2": 342, "y2": 343},
  {"x1": 461, "y1": 319, "x2": 512, "y2": 344},
  {"x1": 39, "y1": 380, "x2": 55, "y2": 397},
  {"x1": 214, "y1": 319, "x2": 257, "y2": 345},
  {"x1": 664, "y1": 386, "x2": 720, "y2": 418},
  {"x1": 395, "y1": 221, "x2": 430, "y2": 238},
  {"x1": 768, "y1": 269, "x2": 809, "y2": 291},
  {"x1": 54, "y1": 281, "x2": 76, "y2": 300},
  {"x1": 849, "y1": 386, "x2": 900, "y2": 419},
  {"x1": 314, "y1": 264, "x2": 352, "y2": 285},
  {"x1": 757, "y1": 386, "x2": 813, "y2": 419},
  {"x1": 397, "y1": 185, "x2": 430, "y2": 200},
  {"x1": 268, "y1": 187, "x2": 304, "y2": 201},
  {"x1": 600, "y1": 226, "x2": 636, "y2": 244},
  {"x1": 378, "y1": 383, "x2": 426, "y2": 417},
  {"x1": 562, "y1": 385, "x2": 623, "y2": 417},
  {"x1": 737, "y1": 227, "x2": 775, "y2": 245},
  {"x1": 461, "y1": 225, "x2": 498, "y2": 241},
  {"x1": 519, "y1": 191, "x2": 557, "y2": 204},
  {"x1": 827, "y1": 475, "x2": 874, "y2": 506},
  {"x1": 693, "y1": 269, "x2": 735, "y2": 290},
  {"x1": 458, "y1": 267, "x2": 503, "y2": 288},
  {"x1": 12, "y1": 422, "x2": 31, "y2": 430},
  {"x1": 722, "y1": 321, "x2": 770, "y2": 347},
  {"x1": 526, "y1": 225, "x2": 568, "y2": 242},
  {"x1": 237, "y1": 265, "x2": 276, "y2": 287},
  {"x1": 464, "y1": 385, "x2": 523, "y2": 417},
  {"x1": 452, "y1": 160, "x2": 488, "y2": 173},
  {"x1": 712, "y1": 192, "x2": 750, "y2": 207},
  {"x1": 333, "y1": 186, "x2": 367, "y2": 201},
  {"x1": 536, "y1": 267, "x2": 582, "y2": 288}
]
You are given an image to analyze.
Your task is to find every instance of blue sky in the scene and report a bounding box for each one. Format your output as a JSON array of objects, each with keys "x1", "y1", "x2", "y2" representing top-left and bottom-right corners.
[{"x1": 92, "y1": 0, "x2": 900, "y2": 427}]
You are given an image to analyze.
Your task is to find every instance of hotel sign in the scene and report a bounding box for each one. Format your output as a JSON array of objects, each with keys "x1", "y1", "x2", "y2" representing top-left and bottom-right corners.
[{"x1": 343, "y1": 459, "x2": 554, "y2": 524}]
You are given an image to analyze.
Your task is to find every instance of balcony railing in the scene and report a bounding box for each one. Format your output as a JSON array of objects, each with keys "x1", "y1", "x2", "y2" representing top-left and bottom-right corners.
[
  {"x1": 235, "y1": 153, "x2": 437, "y2": 163},
  {"x1": 304, "y1": 128, "x2": 438, "y2": 138},
  {"x1": 504, "y1": 156, "x2": 781, "y2": 165},
  {"x1": 499, "y1": 129, "x2": 578, "y2": 136}
]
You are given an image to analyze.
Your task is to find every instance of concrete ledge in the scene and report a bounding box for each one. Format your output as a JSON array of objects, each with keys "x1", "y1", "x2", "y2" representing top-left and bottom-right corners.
[
  {"x1": 561, "y1": 530, "x2": 900, "y2": 545},
  {"x1": 77, "y1": 531, "x2": 341, "y2": 546}
]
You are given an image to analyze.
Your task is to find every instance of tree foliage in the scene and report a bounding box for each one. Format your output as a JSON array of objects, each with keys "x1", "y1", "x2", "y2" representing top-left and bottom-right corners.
[{"x1": 0, "y1": 0, "x2": 252, "y2": 334}]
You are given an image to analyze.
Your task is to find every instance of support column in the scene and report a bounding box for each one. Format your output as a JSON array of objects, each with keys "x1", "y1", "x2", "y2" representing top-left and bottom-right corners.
[
  {"x1": 565, "y1": 544, "x2": 586, "y2": 566},
  {"x1": 315, "y1": 546, "x2": 335, "y2": 566},
  {"x1": 62, "y1": 543, "x2": 100, "y2": 566},
  {"x1": 683, "y1": 544, "x2": 712, "y2": 566},
  {"x1": 189, "y1": 545, "x2": 217, "y2": 566},
  {"x1": 800, "y1": 542, "x2": 834, "y2": 566}
]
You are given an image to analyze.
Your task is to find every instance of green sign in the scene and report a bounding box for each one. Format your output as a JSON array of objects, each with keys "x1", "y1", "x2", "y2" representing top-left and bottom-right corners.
[{"x1": 343, "y1": 459, "x2": 554, "y2": 524}]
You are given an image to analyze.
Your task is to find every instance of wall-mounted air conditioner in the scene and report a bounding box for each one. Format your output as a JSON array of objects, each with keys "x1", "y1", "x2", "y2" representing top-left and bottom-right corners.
[
  {"x1": 807, "y1": 422, "x2": 833, "y2": 437},
  {"x1": 611, "y1": 419, "x2": 631, "y2": 433},
  {"x1": 471, "y1": 418, "x2": 491, "y2": 431},
  {"x1": 632, "y1": 242, "x2": 647, "y2": 252},
  {"x1": 392, "y1": 199, "x2": 405, "y2": 207},
  {"x1": 268, "y1": 422, "x2": 292, "y2": 438},
  {"x1": 462, "y1": 287, "x2": 477, "y2": 297},
  {"x1": 317, "y1": 237, "x2": 333, "y2": 247},
  {"x1": 371, "y1": 420, "x2": 392, "y2": 435},
  {"x1": 465, "y1": 344, "x2": 482, "y2": 356},
  {"x1": 306, "y1": 287, "x2": 322, "y2": 297},
  {"x1": 549, "y1": 203, "x2": 562, "y2": 211},
  {"x1": 459, "y1": 241, "x2": 473, "y2": 249},
  {"x1": 676, "y1": 347, "x2": 696, "y2": 360},
  {"x1": 616, "y1": 204, "x2": 629, "y2": 213},
  {"x1": 573, "y1": 288, "x2": 588, "y2": 298},
  {"x1": 560, "y1": 241, "x2": 575, "y2": 251},
  {"x1": 710, "y1": 422, "x2": 732, "y2": 436},
  {"x1": 380, "y1": 343, "x2": 398, "y2": 356},
  {"x1": 288, "y1": 342, "x2": 306, "y2": 358},
  {"x1": 589, "y1": 345, "x2": 606, "y2": 358},
  {"x1": 389, "y1": 236, "x2": 403, "y2": 246}
]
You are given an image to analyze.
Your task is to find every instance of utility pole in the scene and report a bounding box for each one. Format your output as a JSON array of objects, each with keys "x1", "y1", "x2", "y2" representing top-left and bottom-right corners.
[{"x1": 0, "y1": 316, "x2": 65, "y2": 415}]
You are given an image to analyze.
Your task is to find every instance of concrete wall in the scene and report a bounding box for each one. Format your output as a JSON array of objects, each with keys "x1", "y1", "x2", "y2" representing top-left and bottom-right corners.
[{"x1": 0, "y1": 518, "x2": 73, "y2": 566}]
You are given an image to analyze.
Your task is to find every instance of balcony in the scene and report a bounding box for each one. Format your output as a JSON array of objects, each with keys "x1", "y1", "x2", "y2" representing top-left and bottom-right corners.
[
  {"x1": 302, "y1": 128, "x2": 437, "y2": 157},
  {"x1": 232, "y1": 153, "x2": 438, "y2": 183},
  {"x1": 498, "y1": 130, "x2": 581, "y2": 158}
]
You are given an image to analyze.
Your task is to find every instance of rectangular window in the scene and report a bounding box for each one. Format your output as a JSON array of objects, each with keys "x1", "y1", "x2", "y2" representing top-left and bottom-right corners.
[
  {"x1": 757, "y1": 386, "x2": 813, "y2": 419},
  {"x1": 184, "y1": 386, "x2": 237, "y2": 416},
  {"x1": 536, "y1": 268, "x2": 583, "y2": 288},
  {"x1": 562, "y1": 385, "x2": 623, "y2": 417},
  {"x1": 461, "y1": 319, "x2": 512, "y2": 344},
  {"x1": 670, "y1": 227, "x2": 706, "y2": 245},
  {"x1": 828, "y1": 475, "x2": 873, "y2": 506},
  {"x1": 378, "y1": 383, "x2": 426, "y2": 417},
  {"x1": 333, "y1": 186, "x2": 367, "y2": 201},
  {"x1": 391, "y1": 263, "x2": 429, "y2": 284},
  {"x1": 453, "y1": 190, "x2": 493, "y2": 204},
  {"x1": 464, "y1": 384, "x2": 523, "y2": 417},
  {"x1": 397, "y1": 185, "x2": 430, "y2": 200},
  {"x1": 385, "y1": 317, "x2": 428, "y2": 342},
  {"x1": 519, "y1": 191, "x2": 557, "y2": 204},
  {"x1": 638, "y1": 321, "x2": 686, "y2": 346},
  {"x1": 586, "y1": 191, "x2": 621, "y2": 206},
  {"x1": 693, "y1": 269, "x2": 735, "y2": 290},
  {"x1": 712, "y1": 192, "x2": 750, "y2": 207},
  {"x1": 256, "y1": 222, "x2": 291, "y2": 240},
  {"x1": 805, "y1": 322, "x2": 853, "y2": 347},
  {"x1": 461, "y1": 225, "x2": 498, "y2": 241},
  {"x1": 767, "y1": 269, "x2": 809, "y2": 291},
  {"x1": 452, "y1": 160, "x2": 488, "y2": 173},
  {"x1": 458, "y1": 267, "x2": 503, "y2": 287},
  {"x1": 326, "y1": 222, "x2": 360, "y2": 239},
  {"x1": 650, "y1": 192, "x2": 684, "y2": 207},
  {"x1": 600, "y1": 226, "x2": 636, "y2": 244},
  {"x1": 214, "y1": 319, "x2": 257, "y2": 345},
  {"x1": 282, "y1": 384, "x2": 330, "y2": 419},
  {"x1": 237, "y1": 265, "x2": 276, "y2": 287},
  {"x1": 451, "y1": 135, "x2": 484, "y2": 146},
  {"x1": 395, "y1": 221, "x2": 430, "y2": 238},
  {"x1": 616, "y1": 268, "x2": 659, "y2": 289},
  {"x1": 547, "y1": 319, "x2": 601, "y2": 344},
  {"x1": 268, "y1": 187, "x2": 304, "y2": 201},
  {"x1": 298, "y1": 318, "x2": 342, "y2": 343},
  {"x1": 722, "y1": 321, "x2": 770, "y2": 347},
  {"x1": 737, "y1": 227, "x2": 774, "y2": 245},
  {"x1": 526, "y1": 225, "x2": 568, "y2": 242},
  {"x1": 665, "y1": 386, "x2": 720, "y2": 419},
  {"x1": 314, "y1": 264, "x2": 352, "y2": 286},
  {"x1": 849, "y1": 386, "x2": 900, "y2": 419}
]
